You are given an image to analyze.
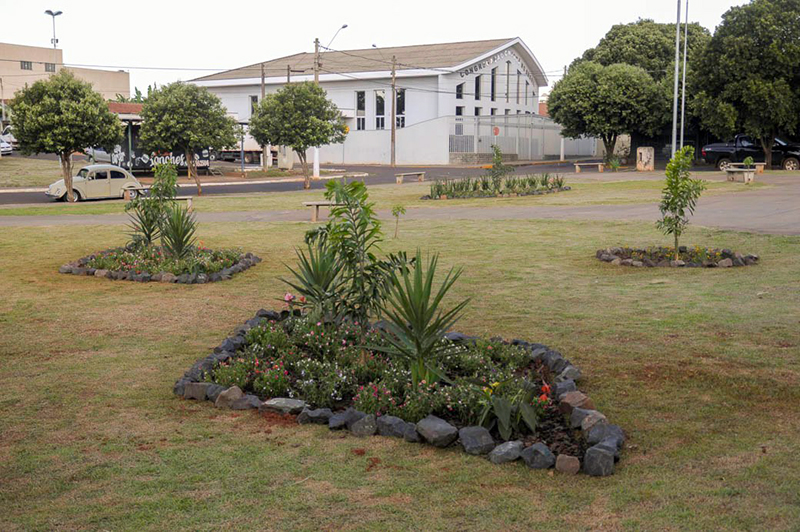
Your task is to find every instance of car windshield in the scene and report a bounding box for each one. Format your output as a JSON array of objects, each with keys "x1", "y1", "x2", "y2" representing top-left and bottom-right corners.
[
  {"x1": 76, "y1": 168, "x2": 89, "y2": 178},
  {"x1": 775, "y1": 138, "x2": 787, "y2": 146}
]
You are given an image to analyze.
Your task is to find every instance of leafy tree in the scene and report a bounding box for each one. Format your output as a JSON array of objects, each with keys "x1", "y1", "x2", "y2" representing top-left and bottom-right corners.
[
  {"x1": 548, "y1": 61, "x2": 667, "y2": 156},
  {"x1": 139, "y1": 82, "x2": 238, "y2": 195},
  {"x1": 692, "y1": 0, "x2": 800, "y2": 169},
  {"x1": 249, "y1": 82, "x2": 347, "y2": 189},
  {"x1": 9, "y1": 70, "x2": 122, "y2": 202},
  {"x1": 656, "y1": 146, "x2": 706, "y2": 260}
]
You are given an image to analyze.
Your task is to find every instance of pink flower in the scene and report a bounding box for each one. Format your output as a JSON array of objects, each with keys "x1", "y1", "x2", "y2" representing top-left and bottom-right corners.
[{"x1": 284, "y1": 292, "x2": 295, "y2": 303}]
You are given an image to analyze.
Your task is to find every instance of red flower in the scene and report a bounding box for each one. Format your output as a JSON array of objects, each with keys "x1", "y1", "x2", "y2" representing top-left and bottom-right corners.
[
  {"x1": 541, "y1": 384, "x2": 551, "y2": 395},
  {"x1": 538, "y1": 394, "x2": 549, "y2": 403}
]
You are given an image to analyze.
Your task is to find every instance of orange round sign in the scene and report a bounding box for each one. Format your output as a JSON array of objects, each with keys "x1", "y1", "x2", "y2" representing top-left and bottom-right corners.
[
  {"x1": 493, "y1": 126, "x2": 500, "y2": 136},
  {"x1": 344, "y1": 125, "x2": 350, "y2": 134}
]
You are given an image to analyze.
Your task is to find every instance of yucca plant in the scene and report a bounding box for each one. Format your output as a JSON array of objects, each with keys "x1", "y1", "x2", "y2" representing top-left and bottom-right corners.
[
  {"x1": 127, "y1": 202, "x2": 162, "y2": 246},
  {"x1": 161, "y1": 204, "x2": 197, "y2": 259},
  {"x1": 282, "y1": 242, "x2": 346, "y2": 321},
  {"x1": 375, "y1": 250, "x2": 470, "y2": 387}
]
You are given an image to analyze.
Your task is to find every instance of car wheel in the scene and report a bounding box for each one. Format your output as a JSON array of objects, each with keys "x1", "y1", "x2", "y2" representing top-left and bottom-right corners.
[
  {"x1": 716, "y1": 158, "x2": 732, "y2": 171},
  {"x1": 782, "y1": 157, "x2": 799, "y2": 171},
  {"x1": 127, "y1": 188, "x2": 138, "y2": 200},
  {"x1": 65, "y1": 190, "x2": 81, "y2": 202}
]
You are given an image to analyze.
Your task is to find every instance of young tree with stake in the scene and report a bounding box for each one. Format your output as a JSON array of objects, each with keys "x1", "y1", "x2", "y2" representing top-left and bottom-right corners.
[
  {"x1": 656, "y1": 146, "x2": 706, "y2": 261},
  {"x1": 10, "y1": 70, "x2": 122, "y2": 202}
]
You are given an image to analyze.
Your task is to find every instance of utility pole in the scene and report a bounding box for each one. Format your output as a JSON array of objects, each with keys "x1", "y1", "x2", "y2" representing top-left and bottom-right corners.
[
  {"x1": 671, "y1": 0, "x2": 682, "y2": 157},
  {"x1": 287, "y1": 65, "x2": 291, "y2": 83},
  {"x1": 679, "y1": 0, "x2": 689, "y2": 150},
  {"x1": 261, "y1": 63, "x2": 268, "y2": 170},
  {"x1": 312, "y1": 38, "x2": 321, "y2": 178},
  {"x1": 390, "y1": 55, "x2": 397, "y2": 167}
]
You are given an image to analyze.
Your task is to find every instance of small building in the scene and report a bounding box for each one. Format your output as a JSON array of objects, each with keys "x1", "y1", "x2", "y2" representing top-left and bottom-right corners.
[{"x1": 192, "y1": 38, "x2": 595, "y2": 165}]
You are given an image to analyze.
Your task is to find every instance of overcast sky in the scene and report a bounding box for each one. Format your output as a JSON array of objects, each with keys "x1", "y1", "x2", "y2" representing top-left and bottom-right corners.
[{"x1": 1, "y1": 0, "x2": 748, "y2": 96}]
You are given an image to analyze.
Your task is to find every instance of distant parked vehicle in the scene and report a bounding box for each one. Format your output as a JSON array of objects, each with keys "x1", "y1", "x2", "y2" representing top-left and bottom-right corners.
[
  {"x1": 701, "y1": 134, "x2": 800, "y2": 171},
  {"x1": 45, "y1": 164, "x2": 142, "y2": 202},
  {"x1": 1, "y1": 125, "x2": 16, "y2": 149},
  {"x1": 0, "y1": 140, "x2": 12, "y2": 156}
]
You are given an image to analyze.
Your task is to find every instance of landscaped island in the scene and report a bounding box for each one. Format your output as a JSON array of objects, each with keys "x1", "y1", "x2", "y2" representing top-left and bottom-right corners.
[
  {"x1": 425, "y1": 173, "x2": 569, "y2": 200},
  {"x1": 597, "y1": 246, "x2": 759, "y2": 268}
]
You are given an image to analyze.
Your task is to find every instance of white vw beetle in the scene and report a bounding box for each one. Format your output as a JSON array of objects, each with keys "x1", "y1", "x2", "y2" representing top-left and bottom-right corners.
[{"x1": 46, "y1": 164, "x2": 143, "y2": 202}]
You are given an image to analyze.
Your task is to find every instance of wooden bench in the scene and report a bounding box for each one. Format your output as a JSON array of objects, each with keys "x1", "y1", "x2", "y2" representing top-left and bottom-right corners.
[
  {"x1": 574, "y1": 162, "x2": 604, "y2": 173},
  {"x1": 725, "y1": 168, "x2": 755, "y2": 184},
  {"x1": 303, "y1": 201, "x2": 343, "y2": 222},
  {"x1": 728, "y1": 162, "x2": 766, "y2": 174},
  {"x1": 124, "y1": 188, "x2": 194, "y2": 211},
  {"x1": 395, "y1": 171, "x2": 426, "y2": 184}
]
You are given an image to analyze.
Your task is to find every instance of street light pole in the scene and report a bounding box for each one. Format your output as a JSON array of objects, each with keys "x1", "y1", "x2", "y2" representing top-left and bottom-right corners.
[
  {"x1": 45, "y1": 10, "x2": 63, "y2": 49},
  {"x1": 391, "y1": 55, "x2": 397, "y2": 167},
  {"x1": 670, "y1": 0, "x2": 681, "y2": 157},
  {"x1": 679, "y1": 0, "x2": 689, "y2": 150},
  {"x1": 312, "y1": 25, "x2": 347, "y2": 179}
]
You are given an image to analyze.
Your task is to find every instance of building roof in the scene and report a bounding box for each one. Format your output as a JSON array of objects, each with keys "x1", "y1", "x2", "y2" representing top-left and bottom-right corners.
[
  {"x1": 107, "y1": 102, "x2": 143, "y2": 114},
  {"x1": 193, "y1": 38, "x2": 544, "y2": 83}
]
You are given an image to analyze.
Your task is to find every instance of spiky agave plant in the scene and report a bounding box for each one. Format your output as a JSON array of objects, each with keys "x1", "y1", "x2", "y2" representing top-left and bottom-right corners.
[
  {"x1": 375, "y1": 249, "x2": 470, "y2": 387},
  {"x1": 281, "y1": 242, "x2": 346, "y2": 321},
  {"x1": 161, "y1": 204, "x2": 197, "y2": 259}
]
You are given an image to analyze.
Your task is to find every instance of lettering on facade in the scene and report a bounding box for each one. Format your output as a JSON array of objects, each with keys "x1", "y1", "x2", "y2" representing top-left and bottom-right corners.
[{"x1": 458, "y1": 49, "x2": 534, "y2": 84}]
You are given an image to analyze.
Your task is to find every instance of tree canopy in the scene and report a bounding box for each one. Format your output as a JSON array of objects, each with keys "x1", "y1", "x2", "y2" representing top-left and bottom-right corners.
[
  {"x1": 249, "y1": 82, "x2": 347, "y2": 188},
  {"x1": 692, "y1": 0, "x2": 800, "y2": 167},
  {"x1": 547, "y1": 61, "x2": 667, "y2": 157},
  {"x1": 139, "y1": 82, "x2": 238, "y2": 194},
  {"x1": 10, "y1": 69, "x2": 122, "y2": 201}
]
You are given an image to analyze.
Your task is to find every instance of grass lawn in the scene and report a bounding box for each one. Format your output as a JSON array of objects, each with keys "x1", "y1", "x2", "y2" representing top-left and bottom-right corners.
[
  {"x1": 0, "y1": 156, "x2": 65, "y2": 188},
  {"x1": 1, "y1": 218, "x2": 799, "y2": 530},
  {"x1": 0, "y1": 176, "x2": 767, "y2": 217}
]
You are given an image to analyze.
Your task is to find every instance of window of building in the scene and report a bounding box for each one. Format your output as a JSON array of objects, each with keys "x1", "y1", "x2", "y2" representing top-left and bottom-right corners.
[
  {"x1": 375, "y1": 90, "x2": 385, "y2": 129},
  {"x1": 525, "y1": 81, "x2": 529, "y2": 105},
  {"x1": 490, "y1": 67, "x2": 497, "y2": 102},
  {"x1": 474, "y1": 107, "x2": 482, "y2": 116},
  {"x1": 455, "y1": 106, "x2": 464, "y2": 116},
  {"x1": 504, "y1": 109, "x2": 510, "y2": 115},
  {"x1": 456, "y1": 83, "x2": 464, "y2": 100},
  {"x1": 45, "y1": 63, "x2": 56, "y2": 73},
  {"x1": 490, "y1": 108, "x2": 497, "y2": 115},
  {"x1": 455, "y1": 106, "x2": 464, "y2": 135},
  {"x1": 474, "y1": 75, "x2": 481, "y2": 100},
  {"x1": 20, "y1": 61, "x2": 32, "y2": 70},
  {"x1": 516, "y1": 70, "x2": 521, "y2": 104},
  {"x1": 356, "y1": 90, "x2": 366, "y2": 130},
  {"x1": 395, "y1": 88, "x2": 406, "y2": 128},
  {"x1": 505, "y1": 61, "x2": 511, "y2": 102},
  {"x1": 250, "y1": 95, "x2": 258, "y2": 114}
]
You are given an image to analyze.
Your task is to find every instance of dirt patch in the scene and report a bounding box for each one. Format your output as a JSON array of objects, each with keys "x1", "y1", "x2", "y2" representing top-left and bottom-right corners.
[
  {"x1": 261, "y1": 410, "x2": 297, "y2": 427},
  {"x1": 351, "y1": 448, "x2": 366, "y2": 456}
]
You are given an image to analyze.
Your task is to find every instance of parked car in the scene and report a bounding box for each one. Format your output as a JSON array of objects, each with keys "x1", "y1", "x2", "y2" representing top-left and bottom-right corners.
[
  {"x1": 0, "y1": 140, "x2": 12, "y2": 156},
  {"x1": 1, "y1": 125, "x2": 17, "y2": 149},
  {"x1": 46, "y1": 164, "x2": 143, "y2": 202},
  {"x1": 701, "y1": 134, "x2": 800, "y2": 171}
]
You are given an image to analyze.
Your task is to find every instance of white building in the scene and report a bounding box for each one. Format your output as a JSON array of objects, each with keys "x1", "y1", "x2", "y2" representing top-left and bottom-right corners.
[{"x1": 192, "y1": 38, "x2": 595, "y2": 165}]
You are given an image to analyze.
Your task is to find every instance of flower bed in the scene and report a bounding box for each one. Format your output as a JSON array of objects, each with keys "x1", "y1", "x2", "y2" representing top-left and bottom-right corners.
[
  {"x1": 58, "y1": 246, "x2": 261, "y2": 283},
  {"x1": 173, "y1": 310, "x2": 624, "y2": 477},
  {"x1": 423, "y1": 174, "x2": 570, "y2": 200},
  {"x1": 596, "y1": 246, "x2": 759, "y2": 268}
]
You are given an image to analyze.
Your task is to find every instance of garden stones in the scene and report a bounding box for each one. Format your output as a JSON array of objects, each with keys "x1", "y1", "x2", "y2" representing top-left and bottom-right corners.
[
  {"x1": 206, "y1": 384, "x2": 226, "y2": 403},
  {"x1": 329, "y1": 408, "x2": 366, "y2": 431},
  {"x1": 586, "y1": 423, "x2": 625, "y2": 448},
  {"x1": 183, "y1": 382, "x2": 212, "y2": 401},
  {"x1": 521, "y1": 442, "x2": 556, "y2": 469},
  {"x1": 297, "y1": 408, "x2": 333, "y2": 425},
  {"x1": 230, "y1": 394, "x2": 262, "y2": 410},
  {"x1": 458, "y1": 426, "x2": 496, "y2": 455},
  {"x1": 597, "y1": 247, "x2": 758, "y2": 268},
  {"x1": 350, "y1": 415, "x2": 378, "y2": 437},
  {"x1": 555, "y1": 454, "x2": 581, "y2": 475},
  {"x1": 583, "y1": 446, "x2": 615, "y2": 477},
  {"x1": 215, "y1": 386, "x2": 244, "y2": 408},
  {"x1": 559, "y1": 391, "x2": 594, "y2": 415},
  {"x1": 416, "y1": 415, "x2": 458, "y2": 447},
  {"x1": 376, "y1": 415, "x2": 408, "y2": 438},
  {"x1": 261, "y1": 398, "x2": 307, "y2": 415},
  {"x1": 403, "y1": 422, "x2": 421, "y2": 443},
  {"x1": 580, "y1": 411, "x2": 608, "y2": 433},
  {"x1": 488, "y1": 441, "x2": 523, "y2": 464}
]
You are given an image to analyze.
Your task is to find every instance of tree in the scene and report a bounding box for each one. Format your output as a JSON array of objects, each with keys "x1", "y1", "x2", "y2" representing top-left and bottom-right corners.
[
  {"x1": 692, "y1": 0, "x2": 800, "y2": 169},
  {"x1": 548, "y1": 61, "x2": 667, "y2": 157},
  {"x1": 139, "y1": 82, "x2": 238, "y2": 195},
  {"x1": 9, "y1": 70, "x2": 122, "y2": 202},
  {"x1": 656, "y1": 146, "x2": 706, "y2": 260},
  {"x1": 249, "y1": 82, "x2": 347, "y2": 189}
]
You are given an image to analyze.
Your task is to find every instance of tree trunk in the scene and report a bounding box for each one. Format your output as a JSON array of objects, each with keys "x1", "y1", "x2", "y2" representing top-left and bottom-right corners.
[
  {"x1": 602, "y1": 134, "x2": 617, "y2": 162},
  {"x1": 760, "y1": 135, "x2": 775, "y2": 171},
  {"x1": 298, "y1": 150, "x2": 310, "y2": 189},
  {"x1": 187, "y1": 149, "x2": 202, "y2": 196},
  {"x1": 60, "y1": 152, "x2": 74, "y2": 202},
  {"x1": 674, "y1": 232, "x2": 680, "y2": 262},
  {"x1": 394, "y1": 217, "x2": 399, "y2": 239}
]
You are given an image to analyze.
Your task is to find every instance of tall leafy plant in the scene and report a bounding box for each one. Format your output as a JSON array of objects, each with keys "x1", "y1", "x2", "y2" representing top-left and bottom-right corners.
[
  {"x1": 161, "y1": 205, "x2": 197, "y2": 259},
  {"x1": 656, "y1": 146, "x2": 706, "y2": 260},
  {"x1": 125, "y1": 163, "x2": 178, "y2": 247},
  {"x1": 375, "y1": 250, "x2": 470, "y2": 387},
  {"x1": 282, "y1": 242, "x2": 346, "y2": 321}
]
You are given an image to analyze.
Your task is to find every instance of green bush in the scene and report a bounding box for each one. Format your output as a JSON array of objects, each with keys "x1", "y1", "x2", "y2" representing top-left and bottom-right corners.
[{"x1": 161, "y1": 205, "x2": 197, "y2": 260}]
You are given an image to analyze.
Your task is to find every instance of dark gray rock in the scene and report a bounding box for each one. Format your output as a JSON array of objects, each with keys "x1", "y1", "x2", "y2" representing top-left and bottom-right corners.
[
  {"x1": 521, "y1": 442, "x2": 556, "y2": 469},
  {"x1": 376, "y1": 415, "x2": 407, "y2": 438},
  {"x1": 530, "y1": 347, "x2": 548, "y2": 362},
  {"x1": 230, "y1": 394, "x2": 262, "y2": 410},
  {"x1": 206, "y1": 384, "x2": 226, "y2": 403},
  {"x1": 350, "y1": 414, "x2": 378, "y2": 437},
  {"x1": 403, "y1": 422, "x2": 421, "y2": 443},
  {"x1": 593, "y1": 439, "x2": 621, "y2": 462},
  {"x1": 260, "y1": 398, "x2": 307, "y2": 415},
  {"x1": 209, "y1": 273, "x2": 222, "y2": 282},
  {"x1": 58, "y1": 265, "x2": 73, "y2": 274},
  {"x1": 256, "y1": 308, "x2": 280, "y2": 320},
  {"x1": 599, "y1": 253, "x2": 615, "y2": 262},
  {"x1": 553, "y1": 379, "x2": 577, "y2": 398},
  {"x1": 297, "y1": 407, "x2": 334, "y2": 425},
  {"x1": 569, "y1": 407, "x2": 594, "y2": 429},
  {"x1": 580, "y1": 411, "x2": 607, "y2": 432},
  {"x1": 214, "y1": 386, "x2": 244, "y2": 408},
  {"x1": 173, "y1": 378, "x2": 190, "y2": 397},
  {"x1": 583, "y1": 445, "x2": 615, "y2": 476},
  {"x1": 329, "y1": 408, "x2": 366, "y2": 430},
  {"x1": 586, "y1": 423, "x2": 625, "y2": 448},
  {"x1": 215, "y1": 338, "x2": 237, "y2": 353},
  {"x1": 444, "y1": 331, "x2": 478, "y2": 344},
  {"x1": 488, "y1": 440, "x2": 523, "y2": 464},
  {"x1": 556, "y1": 365, "x2": 582, "y2": 382},
  {"x1": 196, "y1": 273, "x2": 209, "y2": 284},
  {"x1": 176, "y1": 274, "x2": 190, "y2": 284},
  {"x1": 416, "y1": 415, "x2": 458, "y2": 447},
  {"x1": 160, "y1": 273, "x2": 177, "y2": 283},
  {"x1": 458, "y1": 426, "x2": 496, "y2": 455},
  {"x1": 183, "y1": 382, "x2": 212, "y2": 401}
]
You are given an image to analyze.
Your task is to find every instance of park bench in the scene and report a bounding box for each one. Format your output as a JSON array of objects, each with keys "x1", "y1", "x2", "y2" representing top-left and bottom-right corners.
[
  {"x1": 124, "y1": 188, "x2": 194, "y2": 211},
  {"x1": 574, "y1": 162, "x2": 604, "y2": 173},
  {"x1": 725, "y1": 168, "x2": 755, "y2": 184},
  {"x1": 728, "y1": 162, "x2": 766, "y2": 174},
  {"x1": 303, "y1": 200, "x2": 343, "y2": 222},
  {"x1": 395, "y1": 171, "x2": 426, "y2": 184}
]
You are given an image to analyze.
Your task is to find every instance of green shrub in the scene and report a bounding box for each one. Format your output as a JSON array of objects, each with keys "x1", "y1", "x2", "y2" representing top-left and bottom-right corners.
[
  {"x1": 161, "y1": 204, "x2": 197, "y2": 260},
  {"x1": 252, "y1": 361, "x2": 291, "y2": 398}
]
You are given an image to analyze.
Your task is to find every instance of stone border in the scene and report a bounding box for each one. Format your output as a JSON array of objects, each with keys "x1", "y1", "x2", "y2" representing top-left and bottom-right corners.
[
  {"x1": 422, "y1": 186, "x2": 571, "y2": 201},
  {"x1": 596, "y1": 246, "x2": 759, "y2": 268},
  {"x1": 172, "y1": 309, "x2": 624, "y2": 477},
  {"x1": 58, "y1": 249, "x2": 262, "y2": 283}
]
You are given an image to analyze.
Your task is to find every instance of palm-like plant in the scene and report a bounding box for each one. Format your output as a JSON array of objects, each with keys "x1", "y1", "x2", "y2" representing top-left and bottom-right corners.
[
  {"x1": 282, "y1": 243, "x2": 346, "y2": 321},
  {"x1": 161, "y1": 204, "x2": 197, "y2": 259},
  {"x1": 127, "y1": 202, "x2": 162, "y2": 246},
  {"x1": 376, "y1": 250, "x2": 470, "y2": 387}
]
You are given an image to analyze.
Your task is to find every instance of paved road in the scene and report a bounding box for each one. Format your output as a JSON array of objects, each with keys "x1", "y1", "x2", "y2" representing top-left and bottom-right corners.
[{"x1": 2, "y1": 174, "x2": 798, "y2": 235}]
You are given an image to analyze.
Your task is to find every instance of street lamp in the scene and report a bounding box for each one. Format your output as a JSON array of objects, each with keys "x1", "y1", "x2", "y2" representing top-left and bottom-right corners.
[
  {"x1": 326, "y1": 24, "x2": 348, "y2": 50},
  {"x1": 45, "y1": 10, "x2": 63, "y2": 49}
]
